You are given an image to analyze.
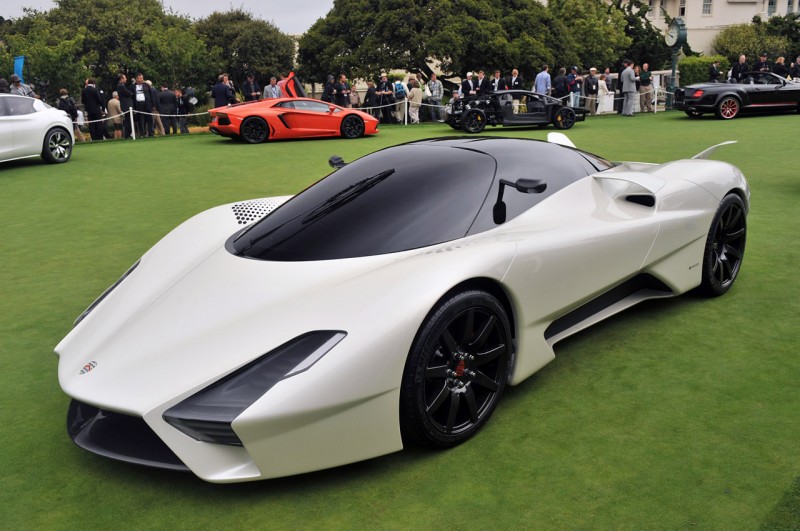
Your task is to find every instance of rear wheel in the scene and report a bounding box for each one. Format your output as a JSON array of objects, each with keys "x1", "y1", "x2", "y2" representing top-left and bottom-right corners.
[
  {"x1": 553, "y1": 107, "x2": 576, "y2": 129},
  {"x1": 240, "y1": 117, "x2": 269, "y2": 143},
  {"x1": 461, "y1": 109, "x2": 486, "y2": 133},
  {"x1": 340, "y1": 115, "x2": 365, "y2": 139},
  {"x1": 41, "y1": 127, "x2": 72, "y2": 163},
  {"x1": 715, "y1": 97, "x2": 740, "y2": 120},
  {"x1": 700, "y1": 193, "x2": 747, "y2": 296},
  {"x1": 400, "y1": 290, "x2": 513, "y2": 448}
]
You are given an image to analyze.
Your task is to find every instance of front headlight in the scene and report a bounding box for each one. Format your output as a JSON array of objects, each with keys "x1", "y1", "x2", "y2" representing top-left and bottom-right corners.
[
  {"x1": 163, "y1": 331, "x2": 346, "y2": 446},
  {"x1": 73, "y1": 259, "x2": 140, "y2": 327}
]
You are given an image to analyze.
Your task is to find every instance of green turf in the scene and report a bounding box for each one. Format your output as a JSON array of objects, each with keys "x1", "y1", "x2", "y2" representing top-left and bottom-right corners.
[{"x1": 1, "y1": 112, "x2": 799, "y2": 529}]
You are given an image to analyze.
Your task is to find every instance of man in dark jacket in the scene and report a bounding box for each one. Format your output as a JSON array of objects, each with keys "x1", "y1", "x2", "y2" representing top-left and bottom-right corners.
[
  {"x1": 159, "y1": 85, "x2": 178, "y2": 134},
  {"x1": 81, "y1": 78, "x2": 105, "y2": 141},
  {"x1": 116, "y1": 73, "x2": 134, "y2": 139},
  {"x1": 242, "y1": 73, "x2": 260, "y2": 101},
  {"x1": 212, "y1": 74, "x2": 236, "y2": 108},
  {"x1": 132, "y1": 73, "x2": 155, "y2": 137},
  {"x1": 731, "y1": 55, "x2": 750, "y2": 83}
]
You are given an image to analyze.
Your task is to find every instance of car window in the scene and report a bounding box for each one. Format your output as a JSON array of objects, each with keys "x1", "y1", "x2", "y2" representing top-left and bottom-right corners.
[
  {"x1": 0, "y1": 98, "x2": 7, "y2": 117},
  {"x1": 5, "y1": 96, "x2": 37, "y2": 116},
  {"x1": 229, "y1": 144, "x2": 497, "y2": 261},
  {"x1": 277, "y1": 101, "x2": 296, "y2": 109},
  {"x1": 294, "y1": 100, "x2": 331, "y2": 113}
]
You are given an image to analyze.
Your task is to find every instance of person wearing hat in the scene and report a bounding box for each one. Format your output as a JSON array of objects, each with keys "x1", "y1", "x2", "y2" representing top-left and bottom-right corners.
[
  {"x1": 461, "y1": 72, "x2": 477, "y2": 98},
  {"x1": 731, "y1": 54, "x2": 749, "y2": 83},
  {"x1": 9, "y1": 74, "x2": 40, "y2": 99},
  {"x1": 375, "y1": 74, "x2": 394, "y2": 124},
  {"x1": 584, "y1": 67, "x2": 599, "y2": 115},
  {"x1": 753, "y1": 52, "x2": 772, "y2": 73},
  {"x1": 321, "y1": 74, "x2": 336, "y2": 103},
  {"x1": 242, "y1": 73, "x2": 260, "y2": 101},
  {"x1": 566, "y1": 66, "x2": 582, "y2": 108}
]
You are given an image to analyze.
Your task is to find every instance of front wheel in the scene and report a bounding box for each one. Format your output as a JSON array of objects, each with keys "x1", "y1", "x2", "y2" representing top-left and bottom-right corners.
[
  {"x1": 461, "y1": 109, "x2": 486, "y2": 133},
  {"x1": 700, "y1": 193, "x2": 747, "y2": 296},
  {"x1": 340, "y1": 115, "x2": 364, "y2": 139},
  {"x1": 400, "y1": 290, "x2": 513, "y2": 448},
  {"x1": 715, "y1": 97, "x2": 740, "y2": 120},
  {"x1": 240, "y1": 117, "x2": 269, "y2": 143},
  {"x1": 41, "y1": 127, "x2": 72, "y2": 163},
  {"x1": 553, "y1": 107, "x2": 576, "y2": 129}
]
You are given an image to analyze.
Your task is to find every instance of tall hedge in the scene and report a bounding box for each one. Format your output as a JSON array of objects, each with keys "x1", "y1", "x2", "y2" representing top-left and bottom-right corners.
[{"x1": 678, "y1": 55, "x2": 730, "y2": 86}]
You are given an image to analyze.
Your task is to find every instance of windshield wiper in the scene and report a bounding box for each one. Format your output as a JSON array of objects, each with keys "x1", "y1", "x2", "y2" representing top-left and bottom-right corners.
[{"x1": 301, "y1": 168, "x2": 395, "y2": 224}]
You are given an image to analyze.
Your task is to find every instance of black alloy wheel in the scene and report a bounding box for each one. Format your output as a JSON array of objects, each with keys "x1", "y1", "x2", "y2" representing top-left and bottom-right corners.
[
  {"x1": 553, "y1": 107, "x2": 576, "y2": 130},
  {"x1": 240, "y1": 117, "x2": 269, "y2": 144},
  {"x1": 340, "y1": 115, "x2": 365, "y2": 139},
  {"x1": 41, "y1": 128, "x2": 72, "y2": 163},
  {"x1": 401, "y1": 290, "x2": 513, "y2": 447},
  {"x1": 715, "y1": 96, "x2": 740, "y2": 120},
  {"x1": 700, "y1": 193, "x2": 747, "y2": 296},
  {"x1": 461, "y1": 109, "x2": 487, "y2": 133}
]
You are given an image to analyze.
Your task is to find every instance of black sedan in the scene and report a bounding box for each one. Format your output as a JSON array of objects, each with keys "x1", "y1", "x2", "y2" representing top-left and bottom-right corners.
[
  {"x1": 445, "y1": 90, "x2": 586, "y2": 133},
  {"x1": 674, "y1": 72, "x2": 800, "y2": 119}
]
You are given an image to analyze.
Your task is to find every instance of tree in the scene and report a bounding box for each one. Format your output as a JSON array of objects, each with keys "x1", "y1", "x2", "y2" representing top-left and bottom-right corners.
[
  {"x1": 0, "y1": 11, "x2": 87, "y2": 99},
  {"x1": 194, "y1": 10, "x2": 295, "y2": 88},
  {"x1": 297, "y1": 0, "x2": 577, "y2": 85},
  {"x1": 547, "y1": 0, "x2": 631, "y2": 70},
  {"x1": 611, "y1": 0, "x2": 671, "y2": 70},
  {"x1": 761, "y1": 13, "x2": 800, "y2": 59},
  {"x1": 711, "y1": 20, "x2": 790, "y2": 65}
]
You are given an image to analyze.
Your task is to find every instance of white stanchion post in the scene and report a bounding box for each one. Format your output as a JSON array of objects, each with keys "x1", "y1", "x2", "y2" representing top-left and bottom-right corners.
[
  {"x1": 404, "y1": 99, "x2": 408, "y2": 125},
  {"x1": 129, "y1": 108, "x2": 136, "y2": 140}
]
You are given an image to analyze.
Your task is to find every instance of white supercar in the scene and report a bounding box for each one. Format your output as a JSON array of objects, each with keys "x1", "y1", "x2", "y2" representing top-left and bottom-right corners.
[
  {"x1": 56, "y1": 134, "x2": 749, "y2": 483},
  {"x1": 0, "y1": 94, "x2": 74, "y2": 164}
]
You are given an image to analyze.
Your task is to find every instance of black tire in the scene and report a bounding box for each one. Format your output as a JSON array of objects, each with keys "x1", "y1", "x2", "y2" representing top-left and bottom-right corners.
[
  {"x1": 447, "y1": 120, "x2": 462, "y2": 130},
  {"x1": 240, "y1": 117, "x2": 269, "y2": 144},
  {"x1": 685, "y1": 110, "x2": 703, "y2": 118},
  {"x1": 461, "y1": 109, "x2": 486, "y2": 133},
  {"x1": 715, "y1": 96, "x2": 740, "y2": 120},
  {"x1": 41, "y1": 127, "x2": 72, "y2": 163},
  {"x1": 700, "y1": 193, "x2": 747, "y2": 296},
  {"x1": 400, "y1": 290, "x2": 513, "y2": 448},
  {"x1": 553, "y1": 107, "x2": 576, "y2": 129},
  {"x1": 340, "y1": 115, "x2": 364, "y2": 139}
]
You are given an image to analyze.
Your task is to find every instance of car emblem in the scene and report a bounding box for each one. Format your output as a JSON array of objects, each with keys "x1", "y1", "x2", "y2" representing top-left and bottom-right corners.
[{"x1": 79, "y1": 361, "x2": 97, "y2": 375}]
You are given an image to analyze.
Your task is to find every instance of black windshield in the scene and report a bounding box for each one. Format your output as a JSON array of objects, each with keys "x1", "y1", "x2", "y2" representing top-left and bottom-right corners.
[{"x1": 230, "y1": 144, "x2": 497, "y2": 261}]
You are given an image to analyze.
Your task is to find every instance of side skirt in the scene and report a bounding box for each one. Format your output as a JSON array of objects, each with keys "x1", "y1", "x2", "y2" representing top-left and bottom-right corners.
[{"x1": 544, "y1": 274, "x2": 674, "y2": 346}]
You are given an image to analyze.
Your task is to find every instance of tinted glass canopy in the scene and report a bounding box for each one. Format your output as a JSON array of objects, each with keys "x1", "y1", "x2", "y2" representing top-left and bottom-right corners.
[{"x1": 229, "y1": 138, "x2": 612, "y2": 261}]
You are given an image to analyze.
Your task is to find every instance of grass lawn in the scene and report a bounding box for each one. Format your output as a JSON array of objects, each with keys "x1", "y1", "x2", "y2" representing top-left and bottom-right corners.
[{"x1": 1, "y1": 111, "x2": 798, "y2": 529}]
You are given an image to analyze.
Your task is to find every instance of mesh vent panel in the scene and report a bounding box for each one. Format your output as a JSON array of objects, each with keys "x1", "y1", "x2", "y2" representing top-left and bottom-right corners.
[{"x1": 231, "y1": 199, "x2": 283, "y2": 225}]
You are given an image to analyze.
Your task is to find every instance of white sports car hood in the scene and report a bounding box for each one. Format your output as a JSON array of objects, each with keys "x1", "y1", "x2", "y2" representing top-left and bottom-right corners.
[{"x1": 55, "y1": 200, "x2": 425, "y2": 414}]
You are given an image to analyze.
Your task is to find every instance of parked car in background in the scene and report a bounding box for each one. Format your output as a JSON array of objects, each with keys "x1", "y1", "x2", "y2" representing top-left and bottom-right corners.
[
  {"x1": 446, "y1": 89, "x2": 587, "y2": 132},
  {"x1": 0, "y1": 94, "x2": 74, "y2": 164},
  {"x1": 674, "y1": 72, "x2": 800, "y2": 119}
]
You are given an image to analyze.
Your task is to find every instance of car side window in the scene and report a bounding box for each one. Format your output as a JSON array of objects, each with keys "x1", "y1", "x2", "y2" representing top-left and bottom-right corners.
[
  {"x1": 5, "y1": 97, "x2": 36, "y2": 116},
  {"x1": 295, "y1": 100, "x2": 330, "y2": 113},
  {"x1": 0, "y1": 98, "x2": 7, "y2": 117},
  {"x1": 277, "y1": 101, "x2": 296, "y2": 109}
]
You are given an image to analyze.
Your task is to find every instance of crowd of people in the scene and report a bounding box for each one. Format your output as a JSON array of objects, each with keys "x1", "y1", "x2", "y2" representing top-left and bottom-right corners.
[
  {"x1": 0, "y1": 72, "x2": 197, "y2": 141},
  {"x1": 4, "y1": 51, "x2": 799, "y2": 135}
]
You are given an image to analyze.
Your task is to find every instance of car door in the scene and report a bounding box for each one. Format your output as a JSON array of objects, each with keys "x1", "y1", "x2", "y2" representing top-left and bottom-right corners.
[
  {"x1": 3, "y1": 96, "x2": 41, "y2": 159},
  {"x1": 744, "y1": 73, "x2": 777, "y2": 107},
  {"x1": 277, "y1": 100, "x2": 339, "y2": 136},
  {"x1": 0, "y1": 98, "x2": 14, "y2": 160}
]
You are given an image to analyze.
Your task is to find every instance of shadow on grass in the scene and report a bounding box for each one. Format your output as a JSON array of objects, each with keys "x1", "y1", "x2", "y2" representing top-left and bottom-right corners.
[{"x1": 760, "y1": 475, "x2": 800, "y2": 530}]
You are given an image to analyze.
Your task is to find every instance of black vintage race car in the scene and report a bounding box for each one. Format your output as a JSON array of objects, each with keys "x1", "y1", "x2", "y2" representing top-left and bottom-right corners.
[
  {"x1": 674, "y1": 71, "x2": 800, "y2": 119},
  {"x1": 445, "y1": 89, "x2": 586, "y2": 133}
]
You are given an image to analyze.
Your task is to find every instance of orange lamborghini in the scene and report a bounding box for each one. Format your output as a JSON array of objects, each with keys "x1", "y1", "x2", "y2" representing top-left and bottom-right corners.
[{"x1": 209, "y1": 98, "x2": 379, "y2": 143}]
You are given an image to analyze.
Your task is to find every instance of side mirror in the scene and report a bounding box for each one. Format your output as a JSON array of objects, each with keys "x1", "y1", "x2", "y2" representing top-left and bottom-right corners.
[
  {"x1": 500, "y1": 178, "x2": 547, "y2": 194},
  {"x1": 329, "y1": 105, "x2": 337, "y2": 113},
  {"x1": 328, "y1": 155, "x2": 347, "y2": 170}
]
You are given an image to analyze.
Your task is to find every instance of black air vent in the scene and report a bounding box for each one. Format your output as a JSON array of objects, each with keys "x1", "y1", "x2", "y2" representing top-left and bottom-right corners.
[{"x1": 231, "y1": 199, "x2": 283, "y2": 225}]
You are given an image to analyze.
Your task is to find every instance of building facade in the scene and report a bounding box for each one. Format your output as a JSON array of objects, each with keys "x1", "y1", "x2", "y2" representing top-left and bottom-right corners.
[{"x1": 643, "y1": 0, "x2": 797, "y2": 54}]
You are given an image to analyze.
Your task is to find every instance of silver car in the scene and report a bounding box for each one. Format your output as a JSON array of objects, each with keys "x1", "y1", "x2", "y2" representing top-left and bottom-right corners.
[{"x1": 0, "y1": 94, "x2": 74, "y2": 164}]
